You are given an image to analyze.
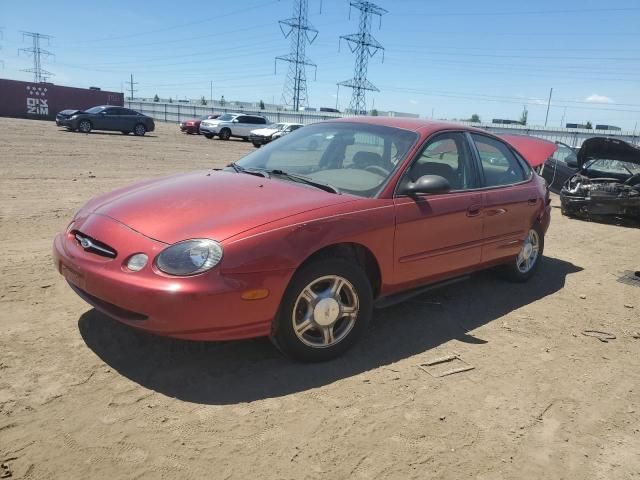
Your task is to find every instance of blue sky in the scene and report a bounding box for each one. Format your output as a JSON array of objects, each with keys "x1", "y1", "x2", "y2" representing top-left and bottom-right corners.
[{"x1": 2, "y1": 0, "x2": 640, "y2": 128}]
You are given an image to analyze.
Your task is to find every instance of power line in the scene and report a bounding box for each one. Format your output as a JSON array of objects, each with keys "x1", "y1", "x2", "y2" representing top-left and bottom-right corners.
[
  {"x1": 338, "y1": 1, "x2": 387, "y2": 115},
  {"x1": 19, "y1": 31, "x2": 54, "y2": 83},
  {"x1": 275, "y1": 0, "x2": 319, "y2": 111}
]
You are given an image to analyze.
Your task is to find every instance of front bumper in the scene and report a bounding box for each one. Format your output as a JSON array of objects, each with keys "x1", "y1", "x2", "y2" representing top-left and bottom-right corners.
[
  {"x1": 53, "y1": 214, "x2": 290, "y2": 340},
  {"x1": 56, "y1": 118, "x2": 73, "y2": 127},
  {"x1": 249, "y1": 135, "x2": 271, "y2": 145},
  {"x1": 180, "y1": 123, "x2": 198, "y2": 133},
  {"x1": 560, "y1": 193, "x2": 640, "y2": 219},
  {"x1": 199, "y1": 124, "x2": 220, "y2": 135}
]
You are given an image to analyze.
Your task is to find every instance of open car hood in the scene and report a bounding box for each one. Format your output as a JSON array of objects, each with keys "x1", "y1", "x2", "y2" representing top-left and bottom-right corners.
[
  {"x1": 577, "y1": 137, "x2": 640, "y2": 168},
  {"x1": 499, "y1": 134, "x2": 558, "y2": 168}
]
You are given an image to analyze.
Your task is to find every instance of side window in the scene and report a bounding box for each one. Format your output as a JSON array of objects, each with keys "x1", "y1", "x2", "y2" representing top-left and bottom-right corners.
[
  {"x1": 472, "y1": 134, "x2": 527, "y2": 186},
  {"x1": 103, "y1": 108, "x2": 119, "y2": 115},
  {"x1": 406, "y1": 133, "x2": 476, "y2": 190},
  {"x1": 236, "y1": 116, "x2": 249, "y2": 123},
  {"x1": 290, "y1": 125, "x2": 301, "y2": 131},
  {"x1": 255, "y1": 117, "x2": 266, "y2": 125}
]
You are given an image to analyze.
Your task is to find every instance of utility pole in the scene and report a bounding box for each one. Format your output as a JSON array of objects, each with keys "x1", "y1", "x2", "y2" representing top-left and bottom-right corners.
[
  {"x1": 19, "y1": 31, "x2": 54, "y2": 83},
  {"x1": 544, "y1": 87, "x2": 553, "y2": 127},
  {"x1": 275, "y1": 0, "x2": 319, "y2": 111},
  {"x1": 127, "y1": 74, "x2": 138, "y2": 100},
  {"x1": 338, "y1": 1, "x2": 387, "y2": 115},
  {"x1": 210, "y1": 80, "x2": 213, "y2": 106},
  {"x1": 0, "y1": 28, "x2": 4, "y2": 70}
]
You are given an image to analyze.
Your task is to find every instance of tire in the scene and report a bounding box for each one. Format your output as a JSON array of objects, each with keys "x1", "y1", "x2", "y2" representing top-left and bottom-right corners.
[
  {"x1": 242, "y1": 136, "x2": 249, "y2": 142},
  {"x1": 121, "y1": 131, "x2": 129, "y2": 135},
  {"x1": 78, "y1": 120, "x2": 92, "y2": 133},
  {"x1": 271, "y1": 258, "x2": 373, "y2": 362},
  {"x1": 502, "y1": 224, "x2": 544, "y2": 282},
  {"x1": 252, "y1": 142, "x2": 261, "y2": 148},
  {"x1": 204, "y1": 133, "x2": 214, "y2": 139},
  {"x1": 133, "y1": 124, "x2": 146, "y2": 136},
  {"x1": 219, "y1": 128, "x2": 231, "y2": 140}
]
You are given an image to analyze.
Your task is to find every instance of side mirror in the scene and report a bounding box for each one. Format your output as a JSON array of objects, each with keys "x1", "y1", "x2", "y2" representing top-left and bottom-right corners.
[
  {"x1": 566, "y1": 156, "x2": 578, "y2": 168},
  {"x1": 398, "y1": 175, "x2": 451, "y2": 196},
  {"x1": 232, "y1": 118, "x2": 239, "y2": 123}
]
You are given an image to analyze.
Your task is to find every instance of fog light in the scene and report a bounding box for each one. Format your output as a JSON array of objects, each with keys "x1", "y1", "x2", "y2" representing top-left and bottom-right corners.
[{"x1": 127, "y1": 253, "x2": 148, "y2": 272}]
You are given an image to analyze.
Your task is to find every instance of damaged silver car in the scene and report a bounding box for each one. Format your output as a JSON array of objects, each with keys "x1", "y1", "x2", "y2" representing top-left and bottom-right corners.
[{"x1": 560, "y1": 137, "x2": 640, "y2": 221}]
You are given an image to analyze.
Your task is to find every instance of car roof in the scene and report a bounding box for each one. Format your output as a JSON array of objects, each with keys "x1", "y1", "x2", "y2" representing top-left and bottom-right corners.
[{"x1": 328, "y1": 116, "x2": 485, "y2": 136}]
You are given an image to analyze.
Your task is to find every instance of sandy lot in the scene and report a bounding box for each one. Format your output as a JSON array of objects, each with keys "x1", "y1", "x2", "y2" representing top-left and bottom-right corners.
[{"x1": 1, "y1": 118, "x2": 639, "y2": 479}]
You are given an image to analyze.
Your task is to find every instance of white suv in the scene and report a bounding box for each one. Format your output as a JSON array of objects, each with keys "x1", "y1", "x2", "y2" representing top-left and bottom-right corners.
[{"x1": 199, "y1": 113, "x2": 268, "y2": 141}]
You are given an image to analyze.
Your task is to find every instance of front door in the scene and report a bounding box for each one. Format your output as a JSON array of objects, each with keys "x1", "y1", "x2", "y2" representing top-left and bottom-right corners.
[{"x1": 393, "y1": 132, "x2": 484, "y2": 287}]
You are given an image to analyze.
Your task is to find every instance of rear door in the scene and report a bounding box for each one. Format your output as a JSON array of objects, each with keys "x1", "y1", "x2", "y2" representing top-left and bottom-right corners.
[
  {"x1": 469, "y1": 133, "x2": 540, "y2": 264},
  {"x1": 393, "y1": 132, "x2": 484, "y2": 287},
  {"x1": 234, "y1": 116, "x2": 253, "y2": 136}
]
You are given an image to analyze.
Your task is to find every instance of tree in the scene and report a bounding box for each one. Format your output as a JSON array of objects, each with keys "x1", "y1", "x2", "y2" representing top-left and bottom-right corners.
[
  {"x1": 585, "y1": 121, "x2": 593, "y2": 129},
  {"x1": 519, "y1": 107, "x2": 528, "y2": 126},
  {"x1": 259, "y1": 99, "x2": 265, "y2": 110},
  {"x1": 153, "y1": 94, "x2": 159, "y2": 102},
  {"x1": 200, "y1": 96, "x2": 207, "y2": 106},
  {"x1": 168, "y1": 97, "x2": 173, "y2": 103},
  {"x1": 371, "y1": 108, "x2": 379, "y2": 116},
  {"x1": 469, "y1": 113, "x2": 481, "y2": 123}
]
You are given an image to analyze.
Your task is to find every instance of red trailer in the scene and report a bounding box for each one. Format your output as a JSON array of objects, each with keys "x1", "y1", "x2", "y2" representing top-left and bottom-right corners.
[{"x1": 0, "y1": 78, "x2": 124, "y2": 121}]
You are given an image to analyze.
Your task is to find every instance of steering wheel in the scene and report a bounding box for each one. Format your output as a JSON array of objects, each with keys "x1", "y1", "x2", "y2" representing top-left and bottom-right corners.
[{"x1": 363, "y1": 165, "x2": 389, "y2": 176}]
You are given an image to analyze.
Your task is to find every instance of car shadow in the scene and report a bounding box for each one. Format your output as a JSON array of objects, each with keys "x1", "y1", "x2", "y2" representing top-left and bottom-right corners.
[
  {"x1": 78, "y1": 256, "x2": 582, "y2": 405},
  {"x1": 60, "y1": 129, "x2": 157, "y2": 138}
]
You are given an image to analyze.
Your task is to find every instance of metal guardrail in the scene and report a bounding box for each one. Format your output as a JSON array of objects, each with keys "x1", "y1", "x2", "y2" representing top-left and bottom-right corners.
[{"x1": 127, "y1": 100, "x2": 640, "y2": 147}]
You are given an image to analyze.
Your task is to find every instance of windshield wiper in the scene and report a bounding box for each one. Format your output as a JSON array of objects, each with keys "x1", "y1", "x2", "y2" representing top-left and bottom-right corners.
[
  {"x1": 267, "y1": 169, "x2": 339, "y2": 194},
  {"x1": 226, "y1": 162, "x2": 270, "y2": 178}
]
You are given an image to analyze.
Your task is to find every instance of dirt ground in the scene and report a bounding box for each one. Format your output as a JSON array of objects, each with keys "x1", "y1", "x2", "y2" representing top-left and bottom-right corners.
[{"x1": 1, "y1": 118, "x2": 639, "y2": 479}]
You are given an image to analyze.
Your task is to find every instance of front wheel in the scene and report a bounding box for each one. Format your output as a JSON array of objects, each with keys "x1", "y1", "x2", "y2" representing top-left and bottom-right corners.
[
  {"x1": 204, "y1": 133, "x2": 214, "y2": 139},
  {"x1": 78, "y1": 120, "x2": 92, "y2": 133},
  {"x1": 502, "y1": 225, "x2": 544, "y2": 282},
  {"x1": 133, "y1": 124, "x2": 146, "y2": 136},
  {"x1": 219, "y1": 128, "x2": 231, "y2": 140},
  {"x1": 271, "y1": 259, "x2": 372, "y2": 362},
  {"x1": 252, "y1": 142, "x2": 261, "y2": 148}
]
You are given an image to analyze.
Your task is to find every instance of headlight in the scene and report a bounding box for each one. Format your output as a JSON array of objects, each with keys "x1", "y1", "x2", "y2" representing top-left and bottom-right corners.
[
  {"x1": 156, "y1": 239, "x2": 223, "y2": 276},
  {"x1": 70, "y1": 114, "x2": 79, "y2": 119}
]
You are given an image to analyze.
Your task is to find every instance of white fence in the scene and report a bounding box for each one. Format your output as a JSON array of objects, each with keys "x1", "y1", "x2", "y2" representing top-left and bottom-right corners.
[
  {"x1": 125, "y1": 100, "x2": 340, "y2": 126},
  {"x1": 127, "y1": 100, "x2": 640, "y2": 147}
]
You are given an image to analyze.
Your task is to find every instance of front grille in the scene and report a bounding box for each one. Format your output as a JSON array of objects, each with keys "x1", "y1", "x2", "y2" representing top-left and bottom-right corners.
[{"x1": 74, "y1": 231, "x2": 117, "y2": 258}]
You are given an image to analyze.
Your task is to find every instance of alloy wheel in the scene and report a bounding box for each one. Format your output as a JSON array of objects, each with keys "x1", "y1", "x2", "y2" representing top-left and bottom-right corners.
[
  {"x1": 291, "y1": 275, "x2": 359, "y2": 348},
  {"x1": 516, "y1": 229, "x2": 540, "y2": 273}
]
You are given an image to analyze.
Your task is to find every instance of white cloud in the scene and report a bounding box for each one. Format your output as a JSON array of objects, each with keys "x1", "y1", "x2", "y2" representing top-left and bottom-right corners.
[
  {"x1": 409, "y1": 99, "x2": 418, "y2": 105},
  {"x1": 585, "y1": 94, "x2": 614, "y2": 104}
]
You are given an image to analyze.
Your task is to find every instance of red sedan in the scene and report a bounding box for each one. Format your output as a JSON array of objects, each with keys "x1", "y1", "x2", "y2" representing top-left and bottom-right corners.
[
  {"x1": 180, "y1": 114, "x2": 219, "y2": 134},
  {"x1": 53, "y1": 118, "x2": 556, "y2": 361}
]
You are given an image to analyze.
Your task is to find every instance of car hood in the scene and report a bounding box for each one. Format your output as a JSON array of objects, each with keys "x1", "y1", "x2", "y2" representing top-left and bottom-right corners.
[
  {"x1": 58, "y1": 109, "x2": 81, "y2": 116},
  {"x1": 577, "y1": 137, "x2": 640, "y2": 168},
  {"x1": 82, "y1": 171, "x2": 357, "y2": 244},
  {"x1": 251, "y1": 127, "x2": 279, "y2": 136}
]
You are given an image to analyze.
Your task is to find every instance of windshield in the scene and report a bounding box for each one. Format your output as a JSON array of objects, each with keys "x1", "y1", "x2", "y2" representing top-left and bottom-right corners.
[
  {"x1": 235, "y1": 122, "x2": 418, "y2": 197},
  {"x1": 217, "y1": 113, "x2": 235, "y2": 121},
  {"x1": 85, "y1": 106, "x2": 105, "y2": 114},
  {"x1": 585, "y1": 158, "x2": 640, "y2": 175}
]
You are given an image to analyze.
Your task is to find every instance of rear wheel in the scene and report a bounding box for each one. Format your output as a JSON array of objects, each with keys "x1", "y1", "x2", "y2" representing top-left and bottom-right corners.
[
  {"x1": 133, "y1": 124, "x2": 146, "y2": 136},
  {"x1": 502, "y1": 225, "x2": 544, "y2": 282},
  {"x1": 252, "y1": 142, "x2": 261, "y2": 148},
  {"x1": 271, "y1": 259, "x2": 372, "y2": 362},
  {"x1": 78, "y1": 120, "x2": 92, "y2": 133},
  {"x1": 219, "y1": 128, "x2": 231, "y2": 140}
]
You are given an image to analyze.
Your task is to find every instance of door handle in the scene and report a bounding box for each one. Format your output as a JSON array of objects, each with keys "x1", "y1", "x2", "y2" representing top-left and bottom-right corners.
[
  {"x1": 527, "y1": 198, "x2": 538, "y2": 206},
  {"x1": 467, "y1": 204, "x2": 482, "y2": 217}
]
